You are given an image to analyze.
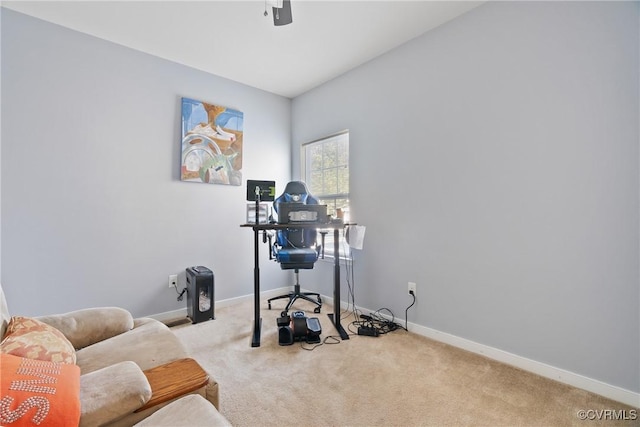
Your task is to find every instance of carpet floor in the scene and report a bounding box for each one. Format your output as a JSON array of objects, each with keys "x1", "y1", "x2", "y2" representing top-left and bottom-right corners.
[{"x1": 171, "y1": 298, "x2": 637, "y2": 427}]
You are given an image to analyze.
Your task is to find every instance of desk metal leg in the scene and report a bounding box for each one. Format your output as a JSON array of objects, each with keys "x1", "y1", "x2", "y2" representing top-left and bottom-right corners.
[
  {"x1": 251, "y1": 228, "x2": 262, "y2": 347},
  {"x1": 328, "y1": 227, "x2": 349, "y2": 340}
]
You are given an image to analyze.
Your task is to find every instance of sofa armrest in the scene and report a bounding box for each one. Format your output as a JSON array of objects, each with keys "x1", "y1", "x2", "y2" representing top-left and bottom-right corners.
[
  {"x1": 79, "y1": 361, "x2": 152, "y2": 427},
  {"x1": 133, "y1": 394, "x2": 231, "y2": 427},
  {"x1": 36, "y1": 307, "x2": 134, "y2": 349}
]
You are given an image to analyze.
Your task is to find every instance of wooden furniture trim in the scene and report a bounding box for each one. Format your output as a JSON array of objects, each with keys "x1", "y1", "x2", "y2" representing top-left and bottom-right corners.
[{"x1": 135, "y1": 357, "x2": 209, "y2": 412}]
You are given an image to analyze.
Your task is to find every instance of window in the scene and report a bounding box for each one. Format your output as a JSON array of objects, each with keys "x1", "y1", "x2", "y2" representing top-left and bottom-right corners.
[{"x1": 302, "y1": 131, "x2": 349, "y2": 258}]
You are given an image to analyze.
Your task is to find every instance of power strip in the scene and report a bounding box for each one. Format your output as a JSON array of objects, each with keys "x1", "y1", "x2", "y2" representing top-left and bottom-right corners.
[{"x1": 357, "y1": 326, "x2": 379, "y2": 337}]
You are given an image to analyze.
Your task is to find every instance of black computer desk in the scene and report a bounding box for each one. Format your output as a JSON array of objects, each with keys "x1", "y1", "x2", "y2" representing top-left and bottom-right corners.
[{"x1": 240, "y1": 221, "x2": 351, "y2": 347}]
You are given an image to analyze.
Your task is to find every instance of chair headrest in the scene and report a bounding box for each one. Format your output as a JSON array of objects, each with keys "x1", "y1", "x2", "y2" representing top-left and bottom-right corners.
[
  {"x1": 282, "y1": 181, "x2": 310, "y2": 203},
  {"x1": 275, "y1": 181, "x2": 318, "y2": 214},
  {"x1": 283, "y1": 181, "x2": 309, "y2": 197}
]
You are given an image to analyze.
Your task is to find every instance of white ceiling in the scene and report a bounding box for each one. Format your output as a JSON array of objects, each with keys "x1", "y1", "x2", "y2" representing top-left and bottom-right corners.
[{"x1": 2, "y1": 1, "x2": 483, "y2": 98}]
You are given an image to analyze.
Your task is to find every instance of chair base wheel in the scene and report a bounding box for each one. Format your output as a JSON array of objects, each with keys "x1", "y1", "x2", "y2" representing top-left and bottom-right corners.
[{"x1": 267, "y1": 292, "x2": 322, "y2": 314}]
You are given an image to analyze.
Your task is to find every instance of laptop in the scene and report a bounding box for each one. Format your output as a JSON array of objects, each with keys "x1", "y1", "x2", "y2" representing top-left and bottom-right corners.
[{"x1": 277, "y1": 203, "x2": 328, "y2": 224}]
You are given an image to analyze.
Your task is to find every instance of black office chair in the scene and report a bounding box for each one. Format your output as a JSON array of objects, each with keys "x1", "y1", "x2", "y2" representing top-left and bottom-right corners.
[{"x1": 267, "y1": 181, "x2": 323, "y2": 314}]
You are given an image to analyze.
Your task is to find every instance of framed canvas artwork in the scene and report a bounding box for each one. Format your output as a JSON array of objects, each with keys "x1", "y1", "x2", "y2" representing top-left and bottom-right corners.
[{"x1": 181, "y1": 97, "x2": 244, "y2": 185}]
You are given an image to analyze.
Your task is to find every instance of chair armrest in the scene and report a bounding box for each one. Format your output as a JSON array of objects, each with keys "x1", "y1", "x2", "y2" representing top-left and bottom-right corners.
[
  {"x1": 36, "y1": 307, "x2": 134, "y2": 349},
  {"x1": 79, "y1": 361, "x2": 152, "y2": 427}
]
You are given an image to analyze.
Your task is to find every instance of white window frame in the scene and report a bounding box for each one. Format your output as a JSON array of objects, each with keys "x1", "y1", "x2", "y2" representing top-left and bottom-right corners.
[{"x1": 301, "y1": 130, "x2": 350, "y2": 259}]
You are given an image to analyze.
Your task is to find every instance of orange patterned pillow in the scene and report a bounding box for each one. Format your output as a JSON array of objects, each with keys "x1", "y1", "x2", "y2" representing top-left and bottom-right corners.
[
  {"x1": 0, "y1": 353, "x2": 81, "y2": 426},
  {"x1": 0, "y1": 317, "x2": 76, "y2": 364}
]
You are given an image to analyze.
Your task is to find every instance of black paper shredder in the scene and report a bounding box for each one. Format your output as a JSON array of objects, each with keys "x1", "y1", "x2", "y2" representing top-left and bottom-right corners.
[{"x1": 185, "y1": 266, "x2": 214, "y2": 324}]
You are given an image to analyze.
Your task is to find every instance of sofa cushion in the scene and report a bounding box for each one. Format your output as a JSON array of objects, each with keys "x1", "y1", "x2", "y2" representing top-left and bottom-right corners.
[
  {"x1": 79, "y1": 361, "x2": 152, "y2": 427},
  {"x1": 1, "y1": 316, "x2": 76, "y2": 364},
  {"x1": 37, "y1": 307, "x2": 134, "y2": 350},
  {"x1": 0, "y1": 353, "x2": 81, "y2": 427},
  {"x1": 75, "y1": 318, "x2": 188, "y2": 374}
]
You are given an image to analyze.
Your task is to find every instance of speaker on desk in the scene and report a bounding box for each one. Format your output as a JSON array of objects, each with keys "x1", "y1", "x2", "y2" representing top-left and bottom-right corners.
[{"x1": 186, "y1": 266, "x2": 214, "y2": 324}]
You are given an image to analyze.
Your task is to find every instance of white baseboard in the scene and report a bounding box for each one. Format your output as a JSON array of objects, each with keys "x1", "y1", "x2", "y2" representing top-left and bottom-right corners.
[
  {"x1": 148, "y1": 307, "x2": 186, "y2": 323},
  {"x1": 150, "y1": 289, "x2": 639, "y2": 408},
  {"x1": 323, "y1": 294, "x2": 639, "y2": 408},
  {"x1": 408, "y1": 321, "x2": 639, "y2": 408},
  {"x1": 149, "y1": 287, "x2": 292, "y2": 323}
]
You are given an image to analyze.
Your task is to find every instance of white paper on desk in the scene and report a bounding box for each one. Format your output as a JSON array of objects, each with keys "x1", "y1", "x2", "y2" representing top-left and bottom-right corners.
[{"x1": 346, "y1": 225, "x2": 366, "y2": 250}]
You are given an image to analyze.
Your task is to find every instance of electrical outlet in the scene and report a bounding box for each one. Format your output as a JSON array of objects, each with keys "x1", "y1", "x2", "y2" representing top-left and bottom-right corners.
[
  {"x1": 408, "y1": 281, "x2": 417, "y2": 295},
  {"x1": 168, "y1": 274, "x2": 178, "y2": 288}
]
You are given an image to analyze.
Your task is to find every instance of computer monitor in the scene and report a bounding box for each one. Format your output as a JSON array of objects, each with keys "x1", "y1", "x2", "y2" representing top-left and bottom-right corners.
[
  {"x1": 277, "y1": 203, "x2": 328, "y2": 224},
  {"x1": 246, "y1": 180, "x2": 276, "y2": 202}
]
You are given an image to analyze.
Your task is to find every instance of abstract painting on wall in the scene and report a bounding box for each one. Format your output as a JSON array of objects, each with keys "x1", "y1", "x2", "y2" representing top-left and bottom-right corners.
[{"x1": 181, "y1": 97, "x2": 244, "y2": 185}]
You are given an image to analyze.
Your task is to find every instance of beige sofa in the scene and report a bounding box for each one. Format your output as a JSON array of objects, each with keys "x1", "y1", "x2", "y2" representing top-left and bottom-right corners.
[{"x1": 0, "y1": 283, "x2": 229, "y2": 426}]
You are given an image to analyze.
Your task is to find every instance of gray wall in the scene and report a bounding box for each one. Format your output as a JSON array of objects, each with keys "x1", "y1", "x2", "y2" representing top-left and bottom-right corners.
[
  {"x1": 2, "y1": 1, "x2": 638, "y2": 396},
  {"x1": 0, "y1": 7, "x2": 3, "y2": 281},
  {"x1": 292, "y1": 2, "x2": 639, "y2": 393},
  {"x1": 1, "y1": 9, "x2": 290, "y2": 317}
]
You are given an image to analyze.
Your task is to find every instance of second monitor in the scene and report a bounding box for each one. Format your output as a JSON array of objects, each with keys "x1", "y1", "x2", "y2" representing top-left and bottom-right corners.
[{"x1": 247, "y1": 180, "x2": 276, "y2": 202}]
